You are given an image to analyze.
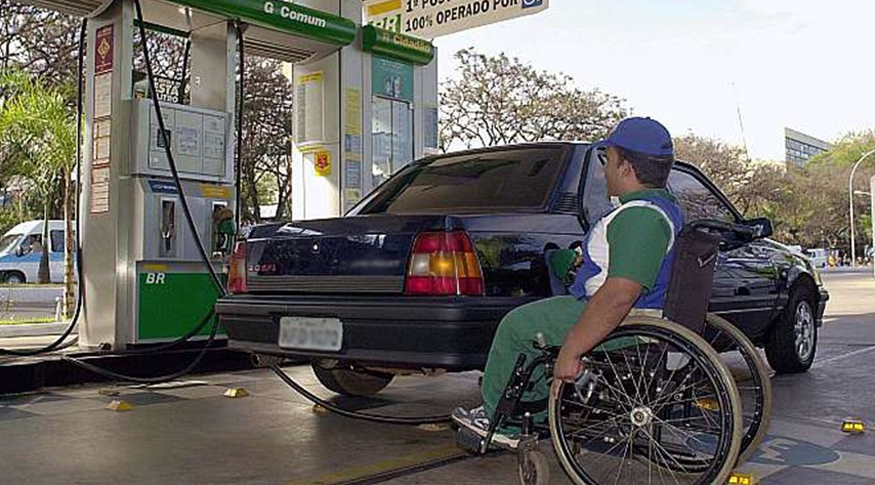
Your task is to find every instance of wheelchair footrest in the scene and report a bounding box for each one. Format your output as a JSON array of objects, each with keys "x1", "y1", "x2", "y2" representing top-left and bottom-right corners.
[{"x1": 455, "y1": 426, "x2": 486, "y2": 455}]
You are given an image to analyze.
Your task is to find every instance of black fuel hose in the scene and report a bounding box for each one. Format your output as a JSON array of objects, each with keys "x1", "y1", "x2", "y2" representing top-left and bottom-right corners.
[{"x1": 271, "y1": 365, "x2": 451, "y2": 425}]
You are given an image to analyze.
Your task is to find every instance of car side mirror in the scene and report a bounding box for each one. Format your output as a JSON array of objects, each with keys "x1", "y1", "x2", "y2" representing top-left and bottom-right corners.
[
  {"x1": 743, "y1": 217, "x2": 773, "y2": 239},
  {"x1": 14, "y1": 245, "x2": 24, "y2": 257}
]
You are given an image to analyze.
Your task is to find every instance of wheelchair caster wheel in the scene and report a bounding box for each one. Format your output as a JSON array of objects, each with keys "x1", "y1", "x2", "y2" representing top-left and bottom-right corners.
[{"x1": 518, "y1": 450, "x2": 550, "y2": 485}]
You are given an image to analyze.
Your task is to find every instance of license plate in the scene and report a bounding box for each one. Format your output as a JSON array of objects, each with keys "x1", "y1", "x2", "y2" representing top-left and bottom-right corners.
[{"x1": 278, "y1": 316, "x2": 343, "y2": 352}]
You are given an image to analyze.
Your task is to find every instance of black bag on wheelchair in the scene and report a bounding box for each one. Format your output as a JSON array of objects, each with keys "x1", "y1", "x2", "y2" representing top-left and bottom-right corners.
[{"x1": 662, "y1": 224, "x2": 721, "y2": 334}]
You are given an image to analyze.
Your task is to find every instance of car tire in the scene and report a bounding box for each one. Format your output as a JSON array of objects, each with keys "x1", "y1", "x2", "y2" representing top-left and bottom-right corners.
[
  {"x1": 311, "y1": 361, "x2": 394, "y2": 397},
  {"x1": 766, "y1": 284, "x2": 818, "y2": 374},
  {"x1": 3, "y1": 272, "x2": 25, "y2": 284}
]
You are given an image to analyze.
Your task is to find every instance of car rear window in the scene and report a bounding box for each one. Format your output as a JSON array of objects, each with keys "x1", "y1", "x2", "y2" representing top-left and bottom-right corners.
[{"x1": 356, "y1": 147, "x2": 567, "y2": 214}]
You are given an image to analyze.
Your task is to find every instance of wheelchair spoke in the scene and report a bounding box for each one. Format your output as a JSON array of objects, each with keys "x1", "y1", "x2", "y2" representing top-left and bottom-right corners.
[
  {"x1": 641, "y1": 344, "x2": 670, "y2": 402},
  {"x1": 603, "y1": 350, "x2": 640, "y2": 409},
  {"x1": 639, "y1": 426, "x2": 688, "y2": 483},
  {"x1": 620, "y1": 347, "x2": 645, "y2": 408},
  {"x1": 651, "y1": 414, "x2": 715, "y2": 455},
  {"x1": 612, "y1": 429, "x2": 636, "y2": 485}
]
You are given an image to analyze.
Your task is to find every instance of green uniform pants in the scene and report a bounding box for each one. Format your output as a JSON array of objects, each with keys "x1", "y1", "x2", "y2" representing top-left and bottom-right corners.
[{"x1": 481, "y1": 295, "x2": 587, "y2": 420}]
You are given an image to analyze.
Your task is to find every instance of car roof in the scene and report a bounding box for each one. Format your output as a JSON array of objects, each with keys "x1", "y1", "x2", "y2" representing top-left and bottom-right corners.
[{"x1": 2, "y1": 220, "x2": 66, "y2": 237}]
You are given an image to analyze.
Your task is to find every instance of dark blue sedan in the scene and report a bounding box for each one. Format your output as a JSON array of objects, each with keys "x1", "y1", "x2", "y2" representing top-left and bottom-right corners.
[{"x1": 216, "y1": 143, "x2": 828, "y2": 396}]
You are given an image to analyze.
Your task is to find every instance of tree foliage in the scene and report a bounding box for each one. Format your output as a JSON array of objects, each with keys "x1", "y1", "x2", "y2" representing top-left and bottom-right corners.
[
  {"x1": 0, "y1": 70, "x2": 75, "y2": 285},
  {"x1": 440, "y1": 48, "x2": 626, "y2": 150}
]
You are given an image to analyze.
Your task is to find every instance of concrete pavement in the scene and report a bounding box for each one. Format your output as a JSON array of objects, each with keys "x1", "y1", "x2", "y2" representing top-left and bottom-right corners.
[{"x1": 0, "y1": 273, "x2": 872, "y2": 484}]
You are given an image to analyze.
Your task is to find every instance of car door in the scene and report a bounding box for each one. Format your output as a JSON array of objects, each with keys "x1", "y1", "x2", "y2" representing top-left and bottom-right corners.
[{"x1": 667, "y1": 167, "x2": 779, "y2": 338}]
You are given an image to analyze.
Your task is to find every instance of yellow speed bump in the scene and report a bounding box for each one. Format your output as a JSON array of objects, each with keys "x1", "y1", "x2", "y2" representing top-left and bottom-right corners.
[
  {"x1": 842, "y1": 418, "x2": 865, "y2": 434},
  {"x1": 223, "y1": 388, "x2": 249, "y2": 398},
  {"x1": 728, "y1": 472, "x2": 757, "y2": 485},
  {"x1": 106, "y1": 400, "x2": 133, "y2": 412},
  {"x1": 417, "y1": 423, "x2": 449, "y2": 432}
]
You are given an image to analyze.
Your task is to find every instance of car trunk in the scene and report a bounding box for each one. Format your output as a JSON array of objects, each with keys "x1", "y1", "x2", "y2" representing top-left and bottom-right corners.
[{"x1": 244, "y1": 214, "x2": 461, "y2": 294}]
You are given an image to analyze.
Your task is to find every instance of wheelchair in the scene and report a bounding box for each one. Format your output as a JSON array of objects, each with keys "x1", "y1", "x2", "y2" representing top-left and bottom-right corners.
[{"x1": 455, "y1": 220, "x2": 773, "y2": 485}]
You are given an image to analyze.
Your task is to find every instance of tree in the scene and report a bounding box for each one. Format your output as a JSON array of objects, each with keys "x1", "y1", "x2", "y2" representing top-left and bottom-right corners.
[
  {"x1": 807, "y1": 131, "x2": 875, "y2": 254},
  {"x1": 440, "y1": 48, "x2": 626, "y2": 150},
  {"x1": 0, "y1": 71, "x2": 75, "y2": 300},
  {"x1": 238, "y1": 57, "x2": 294, "y2": 223},
  {"x1": 673, "y1": 133, "x2": 753, "y2": 211}
]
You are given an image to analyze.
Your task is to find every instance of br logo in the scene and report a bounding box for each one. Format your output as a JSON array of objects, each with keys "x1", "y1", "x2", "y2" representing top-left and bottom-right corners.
[{"x1": 522, "y1": 0, "x2": 544, "y2": 8}]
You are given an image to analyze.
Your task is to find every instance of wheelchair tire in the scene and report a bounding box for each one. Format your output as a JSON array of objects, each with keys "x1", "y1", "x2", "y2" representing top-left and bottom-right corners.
[
  {"x1": 704, "y1": 314, "x2": 772, "y2": 464},
  {"x1": 548, "y1": 316, "x2": 742, "y2": 485},
  {"x1": 518, "y1": 449, "x2": 550, "y2": 485}
]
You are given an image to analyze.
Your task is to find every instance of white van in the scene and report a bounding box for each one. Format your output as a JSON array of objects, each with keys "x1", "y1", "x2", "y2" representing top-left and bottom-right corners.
[
  {"x1": 805, "y1": 248, "x2": 828, "y2": 269},
  {"x1": 0, "y1": 220, "x2": 75, "y2": 284}
]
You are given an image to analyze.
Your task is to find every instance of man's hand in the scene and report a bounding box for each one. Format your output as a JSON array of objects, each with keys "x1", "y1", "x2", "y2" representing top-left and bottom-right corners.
[
  {"x1": 553, "y1": 277, "x2": 643, "y2": 382},
  {"x1": 554, "y1": 345, "x2": 584, "y2": 382}
]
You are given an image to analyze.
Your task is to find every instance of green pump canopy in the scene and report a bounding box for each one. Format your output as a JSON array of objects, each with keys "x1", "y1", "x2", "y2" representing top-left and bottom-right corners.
[
  {"x1": 25, "y1": 0, "x2": 357, "y2": 62},
  {"x1": 171, "y1": 0, "x2": 356, "y2": 46}
]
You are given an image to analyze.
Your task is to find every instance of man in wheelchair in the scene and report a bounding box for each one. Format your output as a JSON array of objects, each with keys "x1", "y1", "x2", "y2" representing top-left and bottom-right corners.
[{"x1": 452, "y1": 117, "x2": 684, "y2": 448}]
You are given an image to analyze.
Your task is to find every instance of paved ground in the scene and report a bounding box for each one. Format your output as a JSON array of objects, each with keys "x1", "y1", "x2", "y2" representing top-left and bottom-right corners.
[{"x1": 0, "y1": 272, "x2": 872, "y2": 484}]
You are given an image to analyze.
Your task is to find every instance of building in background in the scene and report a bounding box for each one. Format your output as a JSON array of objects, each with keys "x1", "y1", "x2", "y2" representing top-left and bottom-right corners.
[{"x1": 785, "y1": 128, "x2": 832, "y2": 167}]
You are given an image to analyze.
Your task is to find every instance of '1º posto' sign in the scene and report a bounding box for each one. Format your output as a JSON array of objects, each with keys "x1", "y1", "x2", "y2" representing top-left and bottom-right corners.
[{"x1": 364, "y1": 0, "x2": 549, "y2": 39}]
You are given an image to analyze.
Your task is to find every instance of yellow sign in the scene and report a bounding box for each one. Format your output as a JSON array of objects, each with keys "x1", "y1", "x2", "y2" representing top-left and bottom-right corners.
[
  {"x1": 315, "y1": 150, "x2": 332, "y2": 177},
  {"x1": 200, "y1": 184, "x2": 232, "y2": 199},
  {"x1": 366, "y1": 0, "x2": 401, "y2": 17}
]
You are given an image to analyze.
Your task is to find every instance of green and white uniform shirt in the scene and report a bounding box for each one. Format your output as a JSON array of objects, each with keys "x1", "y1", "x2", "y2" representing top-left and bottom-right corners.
[{"x1": 568, "y1": 189, "x2": 684, "y2": 309}]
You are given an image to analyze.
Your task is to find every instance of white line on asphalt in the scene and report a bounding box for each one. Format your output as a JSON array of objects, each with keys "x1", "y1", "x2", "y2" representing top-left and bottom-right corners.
[{"x1": 813, "y1": 345, "x2": 875, "y2": 368}]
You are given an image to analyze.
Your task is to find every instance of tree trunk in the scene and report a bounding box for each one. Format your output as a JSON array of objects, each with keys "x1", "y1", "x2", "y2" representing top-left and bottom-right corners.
[
  {"x1": 63, "y1": 169, "x2": 75, "y2": 319},
  {"x1": 37, "y1": 205, "x2": 51, "y2": 284}
]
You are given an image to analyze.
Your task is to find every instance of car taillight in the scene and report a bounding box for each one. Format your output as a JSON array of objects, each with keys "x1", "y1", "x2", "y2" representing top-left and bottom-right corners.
[
  {"x1": 405, "y1": 231, "x2": 484, "y2": 296},
  {"x1": 227, "y1": 240, "x2": 247, "y2": 294}
]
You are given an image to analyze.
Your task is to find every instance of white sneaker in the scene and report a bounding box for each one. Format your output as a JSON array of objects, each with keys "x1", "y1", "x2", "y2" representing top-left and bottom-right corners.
[{"x1": 451, "y1": 405, "x2": 520, "y2": 449}]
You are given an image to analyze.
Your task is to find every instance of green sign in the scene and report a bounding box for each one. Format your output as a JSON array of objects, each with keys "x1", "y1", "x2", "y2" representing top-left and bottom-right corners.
[
  {"x1": 372, "y1": 55, "x2": 413, "y2": 101},
  {"x1": 362, "y1": 25, "x2": 435, "y2": 66},
  {"x1": 171, "y1": 0, "x2": 356, "y2": 46}
]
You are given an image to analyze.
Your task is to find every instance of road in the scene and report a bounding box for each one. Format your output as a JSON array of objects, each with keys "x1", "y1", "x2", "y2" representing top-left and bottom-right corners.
[{"x1": 0, "y1": 285, "x2": 65, "y2": 322}]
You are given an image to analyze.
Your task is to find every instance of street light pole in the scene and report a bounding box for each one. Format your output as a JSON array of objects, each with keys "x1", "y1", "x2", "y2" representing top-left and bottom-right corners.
[
  {"x1": 848, "y1": 149, "x2": 875, "y2": 267},
  {"x1": 871, "y1": 175, "x2": 875, "y2": 277}
]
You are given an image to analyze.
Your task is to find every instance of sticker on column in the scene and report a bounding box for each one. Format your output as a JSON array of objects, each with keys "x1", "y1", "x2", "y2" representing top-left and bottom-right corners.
[
  {"x1": 315, "y1": 151, "x2": 331, "y2": 177},
  {"x1": 90, "y1": 167, "x2": 110, "y2": 214}
]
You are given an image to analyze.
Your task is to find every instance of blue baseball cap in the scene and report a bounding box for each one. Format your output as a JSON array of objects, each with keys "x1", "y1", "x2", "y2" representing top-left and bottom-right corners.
[{"x1": 594, "y1": 117, "x2": 674, "y2": 158}]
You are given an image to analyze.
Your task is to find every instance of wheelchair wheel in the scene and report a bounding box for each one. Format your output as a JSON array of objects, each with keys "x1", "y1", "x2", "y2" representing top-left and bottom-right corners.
[
  {"x1": 548, "y1": 316, "x2": 742, "y2": 485},
  {"x1": 703, "y1": 314, "x2": 772, "y2": 464}
]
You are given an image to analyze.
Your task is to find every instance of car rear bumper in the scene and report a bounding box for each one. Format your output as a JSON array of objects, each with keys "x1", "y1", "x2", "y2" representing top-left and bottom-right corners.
[{"x1": 215, "y1": 295, "x2": 535, "y2": 371}]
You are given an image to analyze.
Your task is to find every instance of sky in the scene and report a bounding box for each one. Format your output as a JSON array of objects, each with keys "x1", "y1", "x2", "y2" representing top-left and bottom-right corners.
[{"x1": 432, "y1": 0, "x2": 874, "y2": 161}]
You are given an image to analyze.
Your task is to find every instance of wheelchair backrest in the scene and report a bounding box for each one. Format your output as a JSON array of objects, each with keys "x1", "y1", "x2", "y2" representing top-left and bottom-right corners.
[{"x1": 662, "y1": 224, "x2": 722, "y2": 334}]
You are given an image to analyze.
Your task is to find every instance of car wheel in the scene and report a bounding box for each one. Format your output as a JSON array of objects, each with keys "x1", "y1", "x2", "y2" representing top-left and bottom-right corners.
[
  {"x1": 311, "y1": 361, "x2": 394, "y2": 397},
  {"x1": 3, "y1": 272, "x2": 25, "y2": 284},
  {"x1": 766, "y1": 284, "x2": 817, "y2": 374}
]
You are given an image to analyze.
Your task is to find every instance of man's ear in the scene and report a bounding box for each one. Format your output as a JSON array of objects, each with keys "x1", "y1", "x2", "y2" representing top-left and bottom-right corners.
[{"x1": 619, "y1": 158, "x2": 636, "y2": 179}]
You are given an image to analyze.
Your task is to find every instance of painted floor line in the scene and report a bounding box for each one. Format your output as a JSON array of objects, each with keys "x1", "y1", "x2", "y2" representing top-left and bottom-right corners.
[
  {"x1": 290, "y1": 444, "x2": 467, "y2": 485},
  {"x1": 813, "y1": 345, "x2": 875, "y2": 368}
]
